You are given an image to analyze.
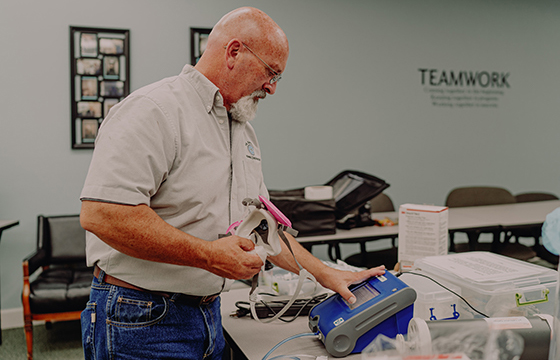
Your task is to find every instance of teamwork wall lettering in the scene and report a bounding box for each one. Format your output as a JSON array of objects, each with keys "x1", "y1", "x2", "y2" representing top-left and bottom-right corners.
[{"x1": 419, "y1": 68, "x2": 511, "y2": 109}]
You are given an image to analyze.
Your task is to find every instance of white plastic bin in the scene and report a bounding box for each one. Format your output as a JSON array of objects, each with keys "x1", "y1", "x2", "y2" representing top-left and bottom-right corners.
[
  {"x1": 399, "y1": 272, "x2": 471, "y2": 321},
  {"x1": 414, "y1": 252, "x2": 558, "y2": 318}
]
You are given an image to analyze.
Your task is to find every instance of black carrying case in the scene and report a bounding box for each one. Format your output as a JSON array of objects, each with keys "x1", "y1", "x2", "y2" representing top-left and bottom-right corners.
[
  {"x1": 269, "y1": 188, "x2": 337, "y2": 237},
  {"x1": 268, "y1": 170, "x2": 390, "y2": 237},
  {"x1": 326, "y1": 170, "x2": 390, "y2": 219}
]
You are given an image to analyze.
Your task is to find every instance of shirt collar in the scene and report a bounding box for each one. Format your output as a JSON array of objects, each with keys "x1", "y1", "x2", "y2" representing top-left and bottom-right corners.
[{"x1": 181, "y1": 64, "x2": 223, "y2": 114}]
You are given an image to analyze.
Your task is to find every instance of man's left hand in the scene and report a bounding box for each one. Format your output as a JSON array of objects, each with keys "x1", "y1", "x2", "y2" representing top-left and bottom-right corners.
[{"x1": 317, "y1": 265, "x2": 386, "y2": 304}]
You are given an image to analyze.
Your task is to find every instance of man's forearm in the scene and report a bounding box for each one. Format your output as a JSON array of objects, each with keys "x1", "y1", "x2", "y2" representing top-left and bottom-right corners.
[
  {"x1": 80, "y1": 200, "x2": 210, "y2": 266},
  {"x1": 267, "y1": 232, "x2": 330, "y2": 283},
  {"x1": 79, "y1": 200, "x2": 264, "y2": 280}
]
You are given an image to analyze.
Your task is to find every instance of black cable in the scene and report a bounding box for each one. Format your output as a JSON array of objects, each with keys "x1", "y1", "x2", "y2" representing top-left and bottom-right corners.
[
  {"x1": 233, "y1": 293, "x2": 329, "y2": 322},
  {"x1": 400, "y1": 271, "x2": 489, "y2": 318},
  {"x1": 260, "y1": 294, "x2": 326, "y2": 323}
]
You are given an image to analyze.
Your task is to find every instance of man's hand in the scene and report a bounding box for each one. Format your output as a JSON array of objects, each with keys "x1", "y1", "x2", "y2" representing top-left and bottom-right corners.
[
  {"x1": 317, "y1": 265, "x2": 386, "y2": 304},
  {"x1": 204, "y1": 235, "x2": 264, "y2": 280},
  {"x1": 266, "y1": 229, "x2": 387, "y2": 304}
]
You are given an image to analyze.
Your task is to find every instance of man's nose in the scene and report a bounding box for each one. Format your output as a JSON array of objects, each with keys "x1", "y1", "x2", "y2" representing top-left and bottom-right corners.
[{"x1": 263, "y1": 81, "x2": 277, "y2": 95}]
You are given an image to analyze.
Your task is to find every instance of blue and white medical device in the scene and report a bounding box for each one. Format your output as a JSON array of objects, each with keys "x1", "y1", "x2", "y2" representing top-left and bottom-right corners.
[{"x1": 308, "y1": 272, "x2": 416, "y2": 357}]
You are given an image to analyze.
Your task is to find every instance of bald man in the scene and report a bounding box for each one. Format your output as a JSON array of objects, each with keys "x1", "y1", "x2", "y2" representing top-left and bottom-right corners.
[{"x1": 79, "y1": 7, "x2": 384, "y2": 360}]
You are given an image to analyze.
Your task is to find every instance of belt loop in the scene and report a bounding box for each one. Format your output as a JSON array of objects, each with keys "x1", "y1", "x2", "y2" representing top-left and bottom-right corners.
[{"x1": 96, "y1": 265, "x2": 107, "y2": 284}]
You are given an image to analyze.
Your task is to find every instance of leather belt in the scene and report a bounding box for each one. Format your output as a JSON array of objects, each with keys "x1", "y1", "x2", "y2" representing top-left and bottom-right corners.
[{"x1": 94, "y1": 265, "x2": 219, "y2": 306}]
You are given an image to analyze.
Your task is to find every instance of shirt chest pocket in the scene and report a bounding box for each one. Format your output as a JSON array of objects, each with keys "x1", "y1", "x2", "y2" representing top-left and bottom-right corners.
[{"x1": 242, "y1": 157, "x2": 263, "y2": 199}]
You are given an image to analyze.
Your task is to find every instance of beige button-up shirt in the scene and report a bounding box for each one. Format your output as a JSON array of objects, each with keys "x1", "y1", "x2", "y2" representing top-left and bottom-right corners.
[{"x1": 81, "y1": 65, "x2": 268, "y2": 295}]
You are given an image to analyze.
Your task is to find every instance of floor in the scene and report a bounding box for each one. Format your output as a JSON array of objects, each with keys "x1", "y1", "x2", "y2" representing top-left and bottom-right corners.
[{"x1": 0, "y1": 320, "x2": 83, "y2": 360}]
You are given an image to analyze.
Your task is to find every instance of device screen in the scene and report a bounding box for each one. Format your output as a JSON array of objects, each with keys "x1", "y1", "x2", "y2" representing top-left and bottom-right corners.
[{"x1": 346, "y1": 282, "x2": 380, "y2": 310}]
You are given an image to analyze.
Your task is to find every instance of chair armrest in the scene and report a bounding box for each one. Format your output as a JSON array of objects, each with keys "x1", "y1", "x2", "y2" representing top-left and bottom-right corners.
[
  {"x1": 23, "y1": 249, "x2": 48, "y2": 277},
  {"x1": 22, "y1": 248, "x2": 48, "y2": 318}
]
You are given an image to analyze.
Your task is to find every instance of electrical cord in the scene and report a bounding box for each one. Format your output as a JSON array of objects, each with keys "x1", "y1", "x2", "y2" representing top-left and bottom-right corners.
[
  {"x1": 261, "y1": 332, "x2": 320, "y2": 360},
  {"x1": 268, "y1": 355, "x2": 323, "y2": 360},
  {"x1": 397, "y1": 271, "x2": 489, "y2": 318},
  {"x1": 234, "y1": 293, "x2": 329, "y2": 322}
]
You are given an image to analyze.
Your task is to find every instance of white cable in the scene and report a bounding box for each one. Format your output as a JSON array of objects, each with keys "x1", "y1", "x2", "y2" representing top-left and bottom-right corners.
[{"x1": 251, "y1": 269, "x2": 316, "y2": 323}]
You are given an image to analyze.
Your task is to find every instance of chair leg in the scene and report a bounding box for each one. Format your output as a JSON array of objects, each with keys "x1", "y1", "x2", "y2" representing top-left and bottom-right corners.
[
  {"x1": 359, "y1": 242, "x2": 367, "y2": 267},
  {"x1": 532, "y1": 236, "x2": 540, "y2": 252},
  {"x1": 24, "y1": 314, "x2": 33, "y2": 360},
  {"x1": 449, "y1": 232, "x2": 456, "y2": 252},
  {"x1": 467, "y1": 231, "x2": 480, "y2": 251},
  {"x1": 328, "y1": 243, "x2": 341, "y2": 261},
  {"x1": 491, "y1": 230, "x2": 503, "y2": 253}
]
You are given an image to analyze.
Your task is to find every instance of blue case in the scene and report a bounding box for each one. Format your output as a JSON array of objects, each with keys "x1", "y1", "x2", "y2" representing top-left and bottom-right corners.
[{"x1": 309, "y1": 272, "x2": 416, "y2": 357}]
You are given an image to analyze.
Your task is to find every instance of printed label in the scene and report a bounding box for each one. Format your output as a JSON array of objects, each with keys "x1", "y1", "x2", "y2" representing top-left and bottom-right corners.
[{"x1": 484, "y1": 317, "x2": 532, "y2": 330}]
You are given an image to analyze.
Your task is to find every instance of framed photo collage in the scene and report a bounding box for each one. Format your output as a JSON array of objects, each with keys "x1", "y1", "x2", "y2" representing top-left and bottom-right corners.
[
  {"x1": 190, "y1": 27, "x2": 211, "y2": 66},
  {"x1": 70, "y1": 26, "x2": 130, "y2": 149}
]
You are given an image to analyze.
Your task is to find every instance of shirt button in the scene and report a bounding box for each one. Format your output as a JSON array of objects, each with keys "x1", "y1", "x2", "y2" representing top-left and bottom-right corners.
[{"x1": 219, "y1": 120, "x2": 224, "y2": 124}]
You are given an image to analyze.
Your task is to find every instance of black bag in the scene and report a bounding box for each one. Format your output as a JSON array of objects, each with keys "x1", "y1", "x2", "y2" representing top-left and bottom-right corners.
[
  {"x1": 326, "y1": 170, "x2": 390, "y2": 219},
  {"x1": 269, "y1": 170, "x2": 389, "y2": 236},
  {"x1": 269, "y1": 188, "x2": 336, "y2": 237}
]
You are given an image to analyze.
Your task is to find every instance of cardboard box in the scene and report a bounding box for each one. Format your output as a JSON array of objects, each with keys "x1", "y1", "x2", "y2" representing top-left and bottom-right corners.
[{"x1": 398, "y1": 204, "x2": 449, "y2": 271}]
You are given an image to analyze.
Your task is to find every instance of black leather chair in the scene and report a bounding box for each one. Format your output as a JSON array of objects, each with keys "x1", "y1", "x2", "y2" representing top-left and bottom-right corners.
[
  {"x1": 22, "y1": 215, "x2": 93, "y2": 360},
  {"x1": 515, "y1": 192, "x2": 559, "y2": 204},
  {"x1": 445, "y1": 186, "x2": 516, "y2": 252},
  {"x1": 445, "y1": 186, "x2": 541, "y2": 261}
]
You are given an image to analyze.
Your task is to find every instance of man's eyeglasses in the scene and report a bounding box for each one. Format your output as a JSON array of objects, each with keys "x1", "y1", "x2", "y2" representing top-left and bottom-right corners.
[{"x1": 242, "y1": 43, "x2": 282, "y2": 84}]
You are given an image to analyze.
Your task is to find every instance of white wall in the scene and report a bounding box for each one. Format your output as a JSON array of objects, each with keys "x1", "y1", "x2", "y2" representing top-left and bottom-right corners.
[{"x1": 1, "y1": 0, "x2": 559, "y2": 313}]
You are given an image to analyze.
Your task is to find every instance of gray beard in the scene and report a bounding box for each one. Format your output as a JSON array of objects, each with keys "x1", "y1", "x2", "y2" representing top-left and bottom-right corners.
[{"x1": 229, "y1": 90, "x2": 266, "y2": 122}]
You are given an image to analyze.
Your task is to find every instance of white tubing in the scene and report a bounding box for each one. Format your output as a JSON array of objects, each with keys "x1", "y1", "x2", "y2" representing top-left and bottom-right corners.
[{"x1": 251, "y1": 269, "x2": 316, "y2": 324}]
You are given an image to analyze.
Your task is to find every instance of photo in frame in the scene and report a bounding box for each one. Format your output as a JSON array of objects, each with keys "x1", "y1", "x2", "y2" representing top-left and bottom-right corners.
[
  {"x1": 82, "y1": 119, "x2": 100, "y2": 143},
  {"x1": 70, "y1": 26, "x2": 129, "y2": 149},
  {"x1": 190, "y1": 27, "x2": 212, "y2": 65}
]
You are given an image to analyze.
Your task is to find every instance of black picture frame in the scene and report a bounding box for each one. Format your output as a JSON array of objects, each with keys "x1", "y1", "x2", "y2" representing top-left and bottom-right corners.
[
  {"x1": 70, "y1": 26, "x2": 130, "y2": 149},
  {"x1": 190, "y1": 27, "x2": 212, "y2": 65}
]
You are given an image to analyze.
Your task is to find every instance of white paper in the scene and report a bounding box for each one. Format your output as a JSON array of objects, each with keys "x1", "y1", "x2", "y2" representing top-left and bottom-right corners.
[{"x1": 417, "y1": 252, "x2": 542, "y2": 282}]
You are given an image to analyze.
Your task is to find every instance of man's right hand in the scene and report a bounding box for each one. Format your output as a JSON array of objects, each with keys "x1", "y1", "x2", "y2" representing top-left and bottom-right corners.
[{"x1": 203, "y1": 235, "x2": 264, "y2": 280}]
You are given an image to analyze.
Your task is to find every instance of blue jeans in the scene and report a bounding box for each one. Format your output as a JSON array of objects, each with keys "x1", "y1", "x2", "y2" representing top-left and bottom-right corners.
[{"x1": 81, "y1": 269, "x2": 225, "y2": 360}]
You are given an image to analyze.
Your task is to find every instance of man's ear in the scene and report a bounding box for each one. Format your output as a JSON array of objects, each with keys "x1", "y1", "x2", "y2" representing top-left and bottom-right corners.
[{"x1": 225, "y1": 39, "x2": 242, "y2": 70}]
